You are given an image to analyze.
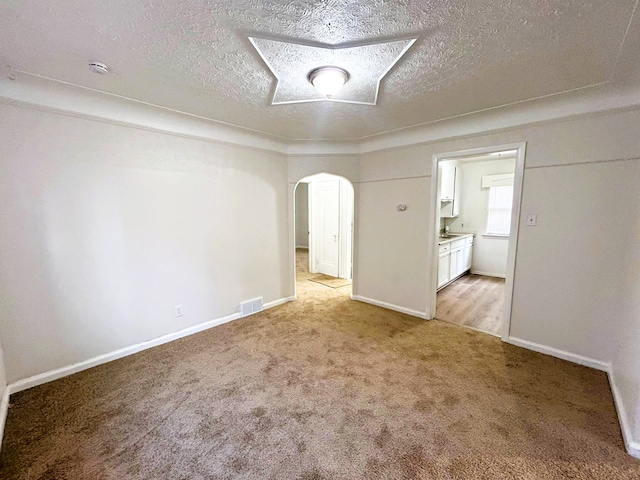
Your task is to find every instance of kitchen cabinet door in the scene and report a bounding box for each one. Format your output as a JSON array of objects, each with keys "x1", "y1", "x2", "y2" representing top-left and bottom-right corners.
[
  {"x1": 451, "y1": 248, "x2": 464, "y2": 279},
  {"x1": 440, "y1": 163, "x2": 455, "y2": 201},
  {"x1": 440, "y1": 164, "x2": 460, "y2": 218},
  {"x1": 438, "y1": 252, "x2": 450, "y2": 288},
  {"x1": 452, "y1": 167, "x2": 461, "y2": 217},
  {"x1": 463, "y1": 244, "x2": 473, "y2": 271}
]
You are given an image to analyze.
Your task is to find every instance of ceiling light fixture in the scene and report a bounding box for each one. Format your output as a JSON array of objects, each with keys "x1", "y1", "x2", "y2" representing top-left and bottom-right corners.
[{"x1": 308, "y1": 66, "x2": 349, "y2": 99}]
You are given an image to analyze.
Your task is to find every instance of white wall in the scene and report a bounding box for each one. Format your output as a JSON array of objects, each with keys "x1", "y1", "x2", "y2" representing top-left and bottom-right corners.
[
  {"x1": 356, "y1": 109, "x2": 640, "y2": 355},
  {"x1": 508, "y1": 159, "x2": 634, "y2": 358},
  {"x1": 355, "y1": 176, "x2": 430, "y2": 314},
  {"x1": 288, "y1": 155, "x2": 360, "y2": 185},
  {"x1": 0, "y1": 336, "x2": 5, "y2": 396},
  {"x1": 353, "y1": 144, "x2": 432, "y2": 314},
  {"x1": 449, "y1": 158, "x2": 515, "y2": 277},
  {"x1": 295, "y1": 182, "x2": 309, "y2": 248},
  {"x1": 610, "y1": 158, "x2": 640, "y2": 455},
  {"x1": 0, "y1": 333, "x2": 7, "y2": 444},
  {"x1": 0, "y1": 102, "x2": 289, "y2": 384},
  {"x1": 355, "y1": 108, "x2": 640, "y2": 453}
]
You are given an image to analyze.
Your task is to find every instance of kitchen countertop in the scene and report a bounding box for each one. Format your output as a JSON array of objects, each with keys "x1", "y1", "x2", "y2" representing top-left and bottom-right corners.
[{"x1": 437, "y1": 233, "x2": 474, "y2": 245}]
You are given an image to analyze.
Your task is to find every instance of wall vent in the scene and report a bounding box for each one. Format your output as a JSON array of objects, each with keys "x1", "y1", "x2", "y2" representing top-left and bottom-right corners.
[{"x1": 240, "y1": 297, "x2": 263, "y2": 317}]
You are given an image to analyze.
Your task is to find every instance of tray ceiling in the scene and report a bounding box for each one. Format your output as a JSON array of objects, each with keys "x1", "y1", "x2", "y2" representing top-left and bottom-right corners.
[{"x1": 0, "y1": 1, "x2": 638, "y2": 140}]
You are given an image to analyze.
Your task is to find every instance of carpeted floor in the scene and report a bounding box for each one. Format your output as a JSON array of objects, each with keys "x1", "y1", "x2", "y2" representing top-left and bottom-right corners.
[{"x1": 1, "y1": 251, "x2": 638, "y2": 478}]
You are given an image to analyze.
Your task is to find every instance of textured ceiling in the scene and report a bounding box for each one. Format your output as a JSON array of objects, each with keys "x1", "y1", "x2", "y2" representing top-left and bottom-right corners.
[{"x1": 0, "y1": 1, "x2": 638, "y2": 140}]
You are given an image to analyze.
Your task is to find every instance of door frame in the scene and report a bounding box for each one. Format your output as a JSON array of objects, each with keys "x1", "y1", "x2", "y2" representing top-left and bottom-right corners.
[{"x1": 427, "y1": 142, "x2": 526, "y2": 340}]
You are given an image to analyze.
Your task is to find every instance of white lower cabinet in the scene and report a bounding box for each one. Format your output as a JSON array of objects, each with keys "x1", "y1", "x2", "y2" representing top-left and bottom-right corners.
[
  {"x1": 450, "y1": 247, "x2": 463, "y2": 279},
  {"x1": 463, "y1": 241, "x2": 473, "y2": 271},
  {"x1": 437, "y1": 235, "x2": 474, "y2": 291},
  {"x1": 437, "y1": 244, "x2": 451, "y2": 288}
]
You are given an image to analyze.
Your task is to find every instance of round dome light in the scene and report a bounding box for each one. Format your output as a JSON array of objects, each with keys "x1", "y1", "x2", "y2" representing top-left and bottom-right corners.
[{"x1": 308, "y1": 66, "x2": 349, "y2": 99}]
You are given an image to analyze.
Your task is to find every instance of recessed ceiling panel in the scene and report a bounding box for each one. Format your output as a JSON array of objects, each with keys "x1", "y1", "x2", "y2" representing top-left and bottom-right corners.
[{"x1": 249, "y1": 37, "x2": 415, "y2": 105}]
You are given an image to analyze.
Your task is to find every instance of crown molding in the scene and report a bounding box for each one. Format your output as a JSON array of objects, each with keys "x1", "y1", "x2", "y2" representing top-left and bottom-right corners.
[
  {"x1": 286, "y1": 141, "x2": 360, "y2": 156},
  {"x1": 0, "y1": 71, "x2": 289, "y2": 155},
  {"x1": 358, "y1": 83, "x2": 640, "y2": 153},
  {"x1": 286, "y1": 83, "x2": 640, "y2": 156},
  {"x1": 2, "y1": 70, "x2": 640, "y2": 158}
]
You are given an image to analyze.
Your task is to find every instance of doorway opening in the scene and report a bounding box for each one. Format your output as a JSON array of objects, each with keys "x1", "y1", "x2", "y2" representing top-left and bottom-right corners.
[
  {"x1": 293, "y1": 173, "x2": 354, "y2": 300},
  {"x1": 429, "y1": 144, "x2": 526, "y2": 339}
]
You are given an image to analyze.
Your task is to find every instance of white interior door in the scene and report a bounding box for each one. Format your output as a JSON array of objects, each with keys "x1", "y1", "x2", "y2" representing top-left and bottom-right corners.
[{"x1": 315, "y1": 180, "x2": 340, "y2": 277}]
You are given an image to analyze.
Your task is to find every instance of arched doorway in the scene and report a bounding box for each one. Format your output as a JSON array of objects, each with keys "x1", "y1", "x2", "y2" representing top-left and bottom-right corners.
[{"x1": 292, "y1": 173, "x2": 355, "y2": 299}]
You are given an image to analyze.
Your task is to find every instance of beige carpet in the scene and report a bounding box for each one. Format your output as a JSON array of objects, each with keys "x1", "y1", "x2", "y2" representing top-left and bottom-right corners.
[
  {"x1": 296, "y1": 247, "x2": 309, "y2": 273},
  {"x1": 309, "y1": 274, "x2": 352, "y2": 289},
  {"x1": 0, "y1": 252, "x2": 638, "y2": 478}
]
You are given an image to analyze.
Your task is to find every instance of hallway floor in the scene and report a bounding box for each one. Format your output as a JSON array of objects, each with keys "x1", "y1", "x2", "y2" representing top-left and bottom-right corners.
[{"x1": 295, "y1": 248, "x2": 351, "y2": 300}]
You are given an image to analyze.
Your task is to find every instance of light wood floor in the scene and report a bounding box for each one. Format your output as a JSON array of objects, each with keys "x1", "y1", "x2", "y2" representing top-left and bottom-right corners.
[
  {"x1": 299, "y1": 248, "x2": 503, "y2": 335},
  {"x1": 436, "y1": 274, "x2": 505, "y2": 336}
]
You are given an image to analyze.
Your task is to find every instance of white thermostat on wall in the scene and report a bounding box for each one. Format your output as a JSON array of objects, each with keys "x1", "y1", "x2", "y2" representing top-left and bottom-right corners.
[{"x1": 396, "y1": 204, "x2": 407, "y2": 212}]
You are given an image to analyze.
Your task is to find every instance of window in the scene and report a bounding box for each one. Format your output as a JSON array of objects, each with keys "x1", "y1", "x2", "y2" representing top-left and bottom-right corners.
[{"x1": 486, "y1": 185, "x2": 513, "y2": 236}]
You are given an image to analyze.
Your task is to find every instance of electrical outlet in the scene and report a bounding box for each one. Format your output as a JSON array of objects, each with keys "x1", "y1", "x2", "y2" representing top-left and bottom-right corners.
[{"x1": 174, "y1": 304, "x2": 183, "y2": 317}]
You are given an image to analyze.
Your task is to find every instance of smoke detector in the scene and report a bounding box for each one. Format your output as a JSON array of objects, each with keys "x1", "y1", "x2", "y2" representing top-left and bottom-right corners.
[{"x1": 88, "y1": 62, "x2": 108, "y2": 75}]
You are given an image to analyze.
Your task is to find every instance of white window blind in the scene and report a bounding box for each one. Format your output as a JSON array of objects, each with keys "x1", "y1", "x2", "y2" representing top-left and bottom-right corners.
[{"x1": 486, "y1": 185, "x2": 514, "y2": 236}]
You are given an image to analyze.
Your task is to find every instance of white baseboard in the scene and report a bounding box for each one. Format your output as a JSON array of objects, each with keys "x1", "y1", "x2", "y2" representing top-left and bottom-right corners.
[
  {"x1": 439, "y1": 320, "x2": 501, "y2": 338},
  {"x1": 350, "y1": 295, "x2": 427, "y2": 319},
  {"x1": 506, "y1": 337, "x2": 640, "y2": 459},
  {"x1": 0, "y1": 387, "x2": 9, "y2": 454},
  {"x1": 7, "y1": 296, "x2": 295, "y2": 396},
  {"x1": 505, "y1": 336, "x2": 609, "y2": 371},
  {"x1": 470, "y1": 270, "x2": 506, "y2": 278},
  {"x1": 264, "y1": 296, "x2": 296, "y2": 309},
  {"x1": 5, "y1": 296, "x2": 636, "y2": 461},
  {"x1": 608, "y1": 368, "x2": 640, "y2": 459}
]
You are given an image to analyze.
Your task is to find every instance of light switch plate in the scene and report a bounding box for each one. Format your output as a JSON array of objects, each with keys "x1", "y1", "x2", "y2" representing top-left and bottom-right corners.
[{"x1": 526, "y1": 214, "x2": 537, "y2": 226}]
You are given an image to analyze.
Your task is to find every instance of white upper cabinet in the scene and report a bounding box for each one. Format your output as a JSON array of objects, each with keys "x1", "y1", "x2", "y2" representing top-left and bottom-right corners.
[
  {"x1": 452, "y1": 166, "x2": 461, "y2": 217},
  {"x1": 439, "y1": 163, "x2": 461, "y2": 218},
  {"x1": 440, "y1": 163, "x2": 455, "y2": 201}
]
